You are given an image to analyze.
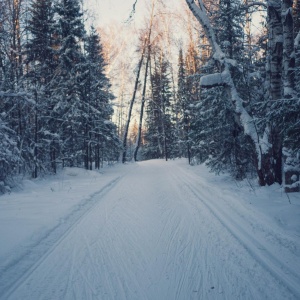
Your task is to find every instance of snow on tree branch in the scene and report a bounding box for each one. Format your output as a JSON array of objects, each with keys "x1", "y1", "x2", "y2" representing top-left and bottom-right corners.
[
  {"x1": 185, "y1": 0, "x2": 263, "y2": 168},
  {"x1": 200, "y1": 73, "x2": 226, "y2": 88},
  {"x1": 295, "y1": 31, "x2": 300, "y2": 47},
  {"x1": 242, "y1": 1, "x2": 267, "y2": 9},
  {"x1": 186, "y1": 0, "x2": 223, "y2": 56}
]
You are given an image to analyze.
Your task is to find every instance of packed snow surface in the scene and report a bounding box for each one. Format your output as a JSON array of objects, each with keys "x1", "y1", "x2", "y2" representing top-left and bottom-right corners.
[{"x1": 0, "y1": 159, "x2": 299, "y2": 299}]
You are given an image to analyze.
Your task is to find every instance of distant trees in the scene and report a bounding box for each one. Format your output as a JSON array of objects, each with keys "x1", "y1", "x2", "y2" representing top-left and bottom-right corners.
[
  {"x1": 176, "y1": 48, "x2": 191, "y2": 162},
  {"x1": 2, "y1": 0, "x2": 299, "y2": 192},
  {"x1": 83, "y1": 26, "x2": 117, "y2": 169},
  {"x1": 130, "y1": 0, "x2": 299, "y2": 189},
  {"x1": 143, "y1": 50, "x2": 174, "y2": 160},
  {"x1": 0, "y1": 0, "x2": 119, "y2": 189}
]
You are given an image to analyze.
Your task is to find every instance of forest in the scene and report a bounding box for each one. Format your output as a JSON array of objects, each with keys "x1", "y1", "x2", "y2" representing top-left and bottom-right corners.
[{"x1": 0, "y1": 0, "x2": 300, "y2": 193}]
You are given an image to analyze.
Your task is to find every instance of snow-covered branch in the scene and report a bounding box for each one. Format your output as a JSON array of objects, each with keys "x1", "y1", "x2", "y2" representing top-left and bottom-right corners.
[
  {"x1": 242, "y1": 1, "x2": 267, "y2": 9},
  {"x1": 295, "y1": 31, "x2": 300, "y2": 47},
  {"x1": 200, "y1": 73, "x2": 226, "y2": 88},
  {"x1": 185, "y1": 0, "x2": 262, "y2": 168},
  {"x1": 186, "y1": 0, "x2": 223, "y2": 56}
]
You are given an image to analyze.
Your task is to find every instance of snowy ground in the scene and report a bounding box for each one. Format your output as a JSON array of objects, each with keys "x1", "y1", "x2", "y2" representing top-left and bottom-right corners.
[{"x1": 0, "y1": 159, "x2": 299, "y2": 300}]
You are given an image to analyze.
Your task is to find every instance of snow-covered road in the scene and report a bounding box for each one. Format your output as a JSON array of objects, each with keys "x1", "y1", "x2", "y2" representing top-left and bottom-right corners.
[{"x1": 1, "y1": 160, "x2": 299, "y2": 299}]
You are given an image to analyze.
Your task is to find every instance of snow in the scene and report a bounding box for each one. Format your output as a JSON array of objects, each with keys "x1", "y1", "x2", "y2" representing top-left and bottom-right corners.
[
  {"x1": 0, "y1": 159, "x2": 299, "y2": 299},
  {"x1": 295, "y1": 32, "x2": 300, "y2": 47},
  {"x1": 200, "y1": 73, "x2": 224, "y2": 87},
  {"x1": 284, "y1": 86, "x2": 295, "y2": 97}
]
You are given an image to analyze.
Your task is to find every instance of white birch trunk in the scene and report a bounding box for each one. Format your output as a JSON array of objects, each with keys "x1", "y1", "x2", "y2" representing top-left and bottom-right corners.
[
  {"x1": 185, "y1": 0, "x2": 263, "y2": 180},
  {"x1": 185, "y1": 0, "x2": 289, "y2": 185},
  {"x1": 121, "y1": 38, "x2": 147, "y2": 163},
  {"x1": 282, "y1": 0, "x2": 295, "y2": 97}
]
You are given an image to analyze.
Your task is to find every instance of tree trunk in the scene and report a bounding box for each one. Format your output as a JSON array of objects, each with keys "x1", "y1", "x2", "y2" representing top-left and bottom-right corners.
[
  {"x1": 133, "y1": 49, "x2": 150, "y2": 161},
  {"x1": 295, "y1": 32, "x2": 300, "y2": 95},
  {"x1": 134, "y1": 1, "x2": 155, "y2": 161},
  {"x1": 84, "y1": 124, "x2": 88, "y2": 169},
  {"x1": 185, "y1": 0, "x2": 287, "y2": 186},
  {"x1": 34, "y1": 90, "x2": 38, "y2": 179},
  {"x1": 161, "y1": 100, "x2": 168, "y2": 161},
  {"x1": 267, "y1": 1, "x2": 283, "y2": 101},
  {"x1": 282, "y1": 0, "x2": 295, "y2": 96},
  {"x1": 89, "y1": 141, "x2": 92, "y2": 170},
  {"x1": 121, "y1": 38, "x2": 147, "y2": 163}
]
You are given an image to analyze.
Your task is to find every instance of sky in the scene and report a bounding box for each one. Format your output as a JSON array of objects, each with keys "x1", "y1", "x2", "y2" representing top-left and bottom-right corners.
[
  {"x1": 84, "y1": 0, "x2": 145, "y2": 28},
  {"x1": 84, "y1": 0, "x2": 185, "y2": 30}
]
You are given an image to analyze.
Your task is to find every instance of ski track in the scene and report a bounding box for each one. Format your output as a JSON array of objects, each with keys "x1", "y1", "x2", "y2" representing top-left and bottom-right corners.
[
  {"x1": 1, "y1": 160, "x2": 299, "y2": 300},
  {"x1": 169, "y1": 166, "x2": 300, "y2": 299},
  {"x1": 0, "y1": 175, "x2": 123, "y2": 299}
]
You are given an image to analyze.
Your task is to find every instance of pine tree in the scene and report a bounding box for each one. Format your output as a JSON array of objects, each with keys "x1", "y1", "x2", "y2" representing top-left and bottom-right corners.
[
  {"x1": 51, "y1": 0, "x2": 86, "y2": 167},
  {"x1": 143, "y1": 50, "x2": 173, "y2": 160},
  {"x1": 25, "y1": 0, "x2": 56, "y2": 177},
  {"x1": 83, "y1": 26, "x2": 119, "y2": 169},
  {"x1": 0, "y1": 0, "x2": 34, "y2": 179},
  {"x1": 176, "y1": 48, "x2": 191, "y2": 162},
  {"x1": 0, "y1": 0, "x2": 22, "y2": 185},
  {"x1": 0, "y1": 116, "x2": 19, "y2": 192},
  {"x1": 214, "y1": 0, "x2": 244, "y2": 60}
]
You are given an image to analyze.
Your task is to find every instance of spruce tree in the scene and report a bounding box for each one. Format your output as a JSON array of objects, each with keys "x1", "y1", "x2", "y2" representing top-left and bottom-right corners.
[
  {"x1": 51, "y1": 0, "x2": 86, "y2": 167},
  {"x1": 176, "y1": 48, "x2": 190, "y2": 162},
  {"x1": 83, "y1": 26, "x2": 119, "y2": 169},
  {"x1": 25, "y1": 0, "x2": 56, "y2": 176},
  {"x1": 143, "y1": 51, "x2": 173, "y2": 160},
  {"x1": 189, "y1": 0, "x2": 256, "y2": 179},
  {"x1": 0, "y1": 117, "x2": 19, "y2": 191}
]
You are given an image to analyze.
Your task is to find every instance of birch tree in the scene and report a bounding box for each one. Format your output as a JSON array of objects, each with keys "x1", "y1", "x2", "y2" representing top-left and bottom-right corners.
[
  {"x1": 121, "y1": 36, "x2": 147, "y2": 163},
  {"x1": 185, "y1": 0, "x2": 298, "y2": 186},
  {"x1": 133, "y1": 1, "x2": 156, "y2": 161}
]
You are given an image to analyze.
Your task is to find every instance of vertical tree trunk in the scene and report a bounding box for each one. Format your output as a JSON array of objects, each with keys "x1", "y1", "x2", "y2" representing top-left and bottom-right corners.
[
  {"x1": 185, "y1": 0, "x2": 286, "y2": 185},
  {"x1": 243, "y1": 0, "x2": 284, "y2": 186},
  {"x1": 34, "y1": 90, "x2": 38, "y2": 178},
  {"x1": 251, "y1": 0, "x2": 290, "y2": 186},
  {"x1": 95, "y1": 134, "x2": 100, "y2": 169},
  {"x1": 84, "y1": 124, "x2": 88, "y2": 169},
  {"x1": 282, "y1": 0, "x2": 295, "y2": 95},
  {"x1": 267, "y1": 1, "x2": 283, "y2": 101},
  {"x1": 133, "y1": 48, "x2": 150, "y2": 161},
  {"x1": 295, "y1": 32, "x2": 300, "y2": 95},
  {"x1": 89, "y1": 141, "x2": 92, "y2": 170},
  {"x1": 52, "y1": 146, "x2": 56, "y2": 174},
  {"x1": 121, "y1": 38, "x2": 147, "y2": 163}
]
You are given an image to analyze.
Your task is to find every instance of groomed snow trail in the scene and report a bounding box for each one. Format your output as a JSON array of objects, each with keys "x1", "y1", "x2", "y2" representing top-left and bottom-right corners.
[{"x1": 1, "y1": 160, "x2": 299, "y2": 300}]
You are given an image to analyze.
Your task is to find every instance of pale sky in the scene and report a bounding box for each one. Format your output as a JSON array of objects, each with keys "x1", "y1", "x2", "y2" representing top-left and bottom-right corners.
[
  {"x1": 84, "y1": 0, "x2": 145, "y2": 28},
  {"x1": 84, "y1": 0, "x2": 186, "y2": 30}
]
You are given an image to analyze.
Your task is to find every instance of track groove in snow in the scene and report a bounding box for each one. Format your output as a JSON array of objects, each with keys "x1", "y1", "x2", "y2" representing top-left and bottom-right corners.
[
  {"x1": 171, "y1": 167, "x2": 300, "y2": 299},
  {"x1": 0, "y1": 175, "x2": 123, "y2": 299},
  {"x1": 0, "y1": 160, "x2": 299, "y2": 299}
]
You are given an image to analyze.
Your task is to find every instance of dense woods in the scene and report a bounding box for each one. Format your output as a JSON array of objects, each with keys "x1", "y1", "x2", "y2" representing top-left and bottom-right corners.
[
  {"x1": 121, "y1": 0, "x2": 300, "y2": 192},
  {"x1": 0, "y1": 0, "x2": 300, "y2": 192},
  {"x1": 0, "y1": 0, "x2": 119, "y2": 191}
]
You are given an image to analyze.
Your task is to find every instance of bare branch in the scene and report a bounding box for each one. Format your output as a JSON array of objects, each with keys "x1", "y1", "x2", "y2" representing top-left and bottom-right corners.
[{"x1": 126, "y1": 0, "x2": 139, "y2": 22}]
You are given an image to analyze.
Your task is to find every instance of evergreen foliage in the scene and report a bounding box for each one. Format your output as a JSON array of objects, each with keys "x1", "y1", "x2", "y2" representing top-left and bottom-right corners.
[
  {"x1": 82, "y1": 27, "x2": 119, "y2": 169},
  {"x1": 143, "y1": 52, "x2": 174, "y2": 160},
  {"x1": 0, "y1": 0, "x2": 119, "y2": 191},
  {"x1": 175, "y1": 48, "x2": 191, "y2": 162},
  {"x1": 1, "y1": 0, "x2": 300, "y2": 191}
]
